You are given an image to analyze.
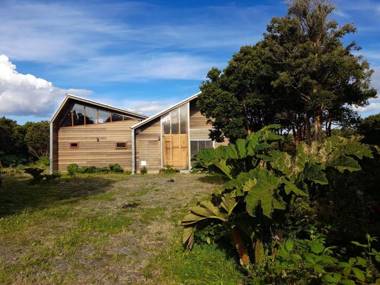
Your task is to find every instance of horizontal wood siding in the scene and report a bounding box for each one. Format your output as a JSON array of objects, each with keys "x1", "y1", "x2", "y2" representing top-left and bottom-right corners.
[
  {"x1": 189, "y1": 100, "x2": 229, "y2": 147},
  {"x1": 190, "y1": 100, "x2": 211, "y2": 141},
  {"x1": 135, "y1": 118, "x2": 161, "y2": 172},
  {"x1": 57, "y1": 120, "x2": 138, "y2": 172}
]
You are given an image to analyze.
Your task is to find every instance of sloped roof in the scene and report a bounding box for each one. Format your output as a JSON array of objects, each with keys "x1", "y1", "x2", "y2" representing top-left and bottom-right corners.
[
  {"x1": 131, "y1": 92, "x2": 200, "y2": 129},
  {"x1": 50, "y1": 94, "x2": 147, "y2": 123}
]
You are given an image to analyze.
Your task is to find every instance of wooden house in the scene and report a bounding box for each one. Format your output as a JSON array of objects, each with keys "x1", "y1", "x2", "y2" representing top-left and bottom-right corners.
[
  {"x1": 49, "y1": 95, "x2": 147, "y2": 173},
  {"x1": 50, "y1": 93, "x2": 225, "y2": 174}
]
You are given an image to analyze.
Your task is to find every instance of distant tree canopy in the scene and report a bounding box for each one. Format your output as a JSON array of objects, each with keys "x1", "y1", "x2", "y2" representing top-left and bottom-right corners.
[
  {"x1": 358, "y1": 113, "x2": 380, "y2": 145},
  {"x1": 0, "y1": 117, "x2": 49, "y2": 166},
  {"x1": 198, "y1": 0, "x2": 377, "y2": 143}
]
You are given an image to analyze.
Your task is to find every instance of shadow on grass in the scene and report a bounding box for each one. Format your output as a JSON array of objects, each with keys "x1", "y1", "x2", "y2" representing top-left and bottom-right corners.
[
  {"x1": 196, "y1": 174, "x2": 226, "y2": 185},
  {"x1": 0, "y1": 175, "x2": 114, "y2": 217}
]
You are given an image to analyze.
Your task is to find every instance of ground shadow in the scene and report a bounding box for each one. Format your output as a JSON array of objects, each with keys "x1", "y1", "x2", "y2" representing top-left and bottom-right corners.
[
  {"x1": 196, "y1": 174, "x2": 226, "y2": 185},
  {"x1": 0, "y1": 175, "x2": 115, "y2": 217}
]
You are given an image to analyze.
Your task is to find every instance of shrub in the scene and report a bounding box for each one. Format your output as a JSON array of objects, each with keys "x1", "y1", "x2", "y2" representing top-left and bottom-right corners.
[
  {"x1": 109, "y1": 163, "x2": 123, "y2": 173},
  {"x1": 159, "y1": 165, "x2": 179, "y2": 175},
  {"x1": 181, "y1": 125, "x2": 377, "y2": 273},
  {"x1": 67, "y1": 163, "x2": 79, "y2": 176},
  {"x1": 140, "y1": 166, "x2": 147, "y2": 175},
  {"x1": 24, "y1": 167, "x2": 45, "y2": 183}
]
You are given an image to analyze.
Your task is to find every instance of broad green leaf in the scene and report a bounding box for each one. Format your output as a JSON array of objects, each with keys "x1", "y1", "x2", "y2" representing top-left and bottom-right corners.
[
  {"x1": 235, "y1": 138, "x2": 247, "y2": 158},
  {"x1": 323, "y1": 273, "x2": 342, "y2": 283},
  {"x1": 352, "y1": 267, "x2": 365, "y2": 281},
  {"x1": 310, "y1": 240, "x2": 324, "y2": 254},
  {"x1": 214, "y1": 160, "x2": 233, "y2": 179},
  {"x1": 285, "y1": 240, "x2": 294, "y2": 251},
  {"x1": 183, "y1": 226, "x2": 194, "y2": 246},
  {"x1": 245, "y1": 168, "x2": 281, "y2": 217},
  {"x1": 303, "y1": 163, "x2": 328, "y2": 185},
  {"x1": 341, "y1": 280, "x2": 356, "y2": 285},
  {"x1": 269, "y1": 150, "x2": 293, "y2": 176},
  {"x1": 328, "y1": 156, "x2": 361, "y2": 173},
  {"x1": 283, "y1": 180, "x2": 307, "y2": 196},
  {"x1": 220, "y1": 193, "x2": 238, "y2": 215},
  {"x1": 242, "y1": 179, "x2": 257, "y2": 192}
]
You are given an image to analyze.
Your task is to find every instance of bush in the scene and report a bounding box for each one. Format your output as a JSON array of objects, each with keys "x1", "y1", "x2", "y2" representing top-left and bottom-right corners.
[
  {"x1": 24, "y1": 167, "x2": 45, "y2": 183},
  {"x1": 140, "y1": 166, "x2": 147, "y2": 175},
  {"x1": 109, "y1": 163, "x2": 123, "y2": 173},
  {"x1": 181, "y1": 125, "x2": 379, "y2": 282},
  {"x1": 358, "y1": 113, "x2": 380, "y2": 145},
  {"x1": 67, "y1": 163, "x2": 127, "y2": 175},
  {"x1": 159, "y1": 165, "x2": 179, "y2": 175},
  {"x1": 67, "y1": 163, "x2": 80, "y2": 176}
]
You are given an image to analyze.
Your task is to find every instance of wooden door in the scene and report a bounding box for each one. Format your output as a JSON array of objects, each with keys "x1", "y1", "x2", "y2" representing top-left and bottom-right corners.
[{"x1": 163, "y1": 134, "x2": 188, "y2": 169}]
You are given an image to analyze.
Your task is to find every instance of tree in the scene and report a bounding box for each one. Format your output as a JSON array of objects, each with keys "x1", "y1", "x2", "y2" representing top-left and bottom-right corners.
[
  {"x1": 358, "y1": 113, "x2": 380, "y2": 145},
  {"x1": 24, "y1": 121, "x2": 50, "y2": 159},
  {"x1": 198, "y1": 0, "x2": 377, "y2": 143}
]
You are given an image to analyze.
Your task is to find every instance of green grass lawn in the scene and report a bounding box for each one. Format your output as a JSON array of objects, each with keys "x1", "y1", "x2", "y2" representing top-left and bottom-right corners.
[{"x1": 0, "y1": 172, "x2": 243, "y2": 284}]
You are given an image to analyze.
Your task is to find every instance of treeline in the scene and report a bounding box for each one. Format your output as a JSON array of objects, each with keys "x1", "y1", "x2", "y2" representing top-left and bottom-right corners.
[{"x1": 0, "y1": 117, "x2": 49, "y2": 166}]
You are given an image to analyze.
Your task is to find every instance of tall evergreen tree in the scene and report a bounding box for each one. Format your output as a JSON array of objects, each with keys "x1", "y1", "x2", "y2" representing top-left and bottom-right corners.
[{"x1": 198, "y1": 0, "x2": 377, "y2": 143}]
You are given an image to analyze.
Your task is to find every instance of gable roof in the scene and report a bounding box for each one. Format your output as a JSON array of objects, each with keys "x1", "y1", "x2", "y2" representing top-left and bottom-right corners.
[
  {"x1": 50, "y1": 94, "x2": 147, "y2": 123},
  {"x1": 131, "y1": 92, "x2": 200, "y2": 129}
]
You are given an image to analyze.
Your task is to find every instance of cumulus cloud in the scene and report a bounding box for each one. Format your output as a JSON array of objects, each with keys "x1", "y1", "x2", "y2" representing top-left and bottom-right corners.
[{"x1": 0, "y1": 54, "x2": 91, "y2": 116}]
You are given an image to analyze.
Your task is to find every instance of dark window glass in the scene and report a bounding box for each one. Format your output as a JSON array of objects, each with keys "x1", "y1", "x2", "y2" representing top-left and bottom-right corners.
[
  {"x1": 171, "y1": 109, "x2": 179, "y2": 134},
  {"x1": 85, "y1": 106, "x2": 97, "y2": 125},
  {"x1": 98, "y1": 110, "x2": 111, "y2": 123},
  {"x1": 112, "y1": 113, "x2": 123, "y2": 122},
  {"x1": 116, "y1": 142, "x2": 127, "y2": 148},
  {"x1": 72, "y1": 104, "x2": 85, "y2": 125},
  {"x1": 191, "y1": 140, "x2": 213, "y2": 158},
  {"x1": 61, "y1": 111, "x2": 72, "y2": 127},
  {"x1": 179, "y1": 104, "x2": 188, "y2": 134},
  {"x1": 162, "y1": 115, "x2": 170, "y2": 134}
]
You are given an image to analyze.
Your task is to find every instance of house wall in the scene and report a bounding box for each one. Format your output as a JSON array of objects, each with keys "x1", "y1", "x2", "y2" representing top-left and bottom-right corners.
[
  {"x1": 189, "y1": 100, "x2": 210, "y2": 141},
  {"x1": 57, "y1": 119, "x2": 138, "y2": 172},
  {"x1": 135, "y1": 118, "x2": 161, "y2": 173}
]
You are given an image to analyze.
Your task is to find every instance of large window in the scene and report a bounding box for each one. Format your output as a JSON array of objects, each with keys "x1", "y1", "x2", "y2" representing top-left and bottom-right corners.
[
  {"x1": 72, "y1": 104, "x2": 85, "y2": 125},
  {"x1": 60, "y1": 102, "x2": 127, "y2": 127},
  {"x1": 162, "y1": 104, "x2": 188, "y2": 134},
  {"x1": 85, "y1": 106, "x2": 97, "y2": 125},
  {"x1": 191, "y1": 140, "x2": 213, "y2": 158}
]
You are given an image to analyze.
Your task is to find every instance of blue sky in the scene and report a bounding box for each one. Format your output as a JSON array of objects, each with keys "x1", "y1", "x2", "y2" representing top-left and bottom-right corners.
[{"x1": 0, "y1": 0, "x2": 379, "y2": 123}]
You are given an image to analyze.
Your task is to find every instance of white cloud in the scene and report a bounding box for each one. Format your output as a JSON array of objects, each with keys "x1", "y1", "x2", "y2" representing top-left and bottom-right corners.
[
  {"x1": 354, "y1": 67, "x2": 380, "y2": 116},
  {"x1": 0, "y1": 54, "x2": 91, "y2": 116},
  {"x1": 60, "y1": 53, "x2": 219, "y2": 82}
]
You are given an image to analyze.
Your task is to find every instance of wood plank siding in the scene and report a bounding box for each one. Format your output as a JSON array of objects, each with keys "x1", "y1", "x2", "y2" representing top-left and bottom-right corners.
[
  {"x1": 57, "y1": 119, "x2": 138, "y2": 172},
  {"x1": 135, "y1": 118, "x2": 161, "y2": 172},
  {"x1": 189, "y1": 100, "x2": 211, "y2": 141}
]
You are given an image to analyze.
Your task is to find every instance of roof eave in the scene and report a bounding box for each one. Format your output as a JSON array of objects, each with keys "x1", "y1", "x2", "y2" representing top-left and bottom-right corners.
[{"x1": 131, "y1": 91, "x2": 200, "y2": 129}]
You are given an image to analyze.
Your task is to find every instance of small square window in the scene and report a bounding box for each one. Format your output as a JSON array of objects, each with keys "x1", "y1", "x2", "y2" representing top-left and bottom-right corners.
[
  {"x1": 116, "y1": 142, "x2": 127, "y2": 149},
  {"x1": 70, "y1": 142, "x2": 79, "y2": 148}
]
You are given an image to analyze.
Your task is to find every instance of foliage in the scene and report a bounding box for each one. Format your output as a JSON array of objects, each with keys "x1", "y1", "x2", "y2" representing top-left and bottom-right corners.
[
  {"x1": 140, "y1": 166, "x2": 148, "y2": 175},
  {"x1": 24, "y1": 167, "x2": 45, "y2": 183},
  {"x1": 358, "y1": 113, "x2": 380, "y2": 145},
  {"x1": 24, "y1": 167, "x2": 60, "y2": 184},
  {"x1": 250, "y1": 233, "x2": 379, "y2": 284},
  {"x1": 0, "y1": 117, "x2": 50, "y2": 166},
  {"x1": 181, "y1": 125, "x2": 376, "y2": 277},
  {"x1": 67, "y1": 163, "x2": 126, "y2": 176},
  {"x1": 198, "y1": 0, "x2": 376, "y2": 142},
  {"x1": 67, "y1": 164, "x2": 80, "y2": 176},
  {"x1": 159, "y1": 165, "x2": 180, "y2": 175},
  {"x1": 23, "y1": 121, "x2": 49, "y2": 159},
  {"x1": 109, "y1": 163, "x2": 123, "y2": 173}
]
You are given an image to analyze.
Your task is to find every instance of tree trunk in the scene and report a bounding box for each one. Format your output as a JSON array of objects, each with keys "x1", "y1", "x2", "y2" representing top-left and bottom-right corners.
[{"x1": 314, "y1": 109, "x2": 322, "y2": 141}]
